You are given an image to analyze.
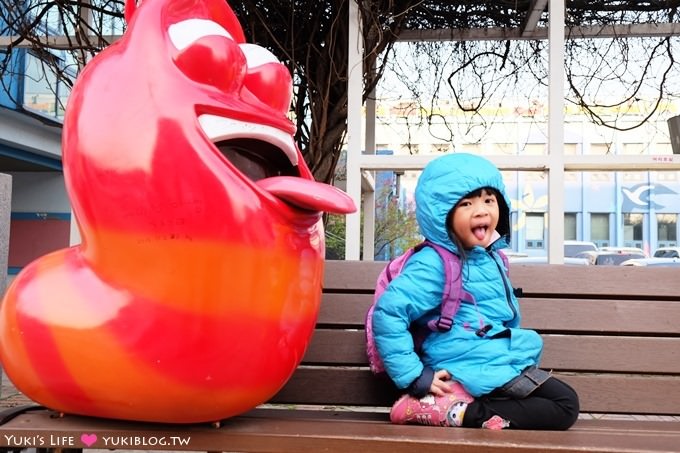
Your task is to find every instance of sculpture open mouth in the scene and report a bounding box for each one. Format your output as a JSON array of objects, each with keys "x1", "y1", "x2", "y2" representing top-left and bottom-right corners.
[
  {"x1": 215, "y1": 139, "x2": 298, "y2": 181},
  {"x1": 198, "y1": 114, "x2": 300, "y2": 181},
  {"x1": 198, "y1": 114, "x2": 354, "y2": 214}
]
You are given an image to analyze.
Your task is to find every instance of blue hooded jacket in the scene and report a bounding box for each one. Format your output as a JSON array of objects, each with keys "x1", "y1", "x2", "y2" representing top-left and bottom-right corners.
[{"x1": 371, "y1": 153, "x2": 543, "y2": 397}]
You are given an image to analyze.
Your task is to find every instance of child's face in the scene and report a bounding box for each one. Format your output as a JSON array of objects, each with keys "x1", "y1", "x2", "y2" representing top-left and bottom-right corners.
[{"x1": 450, "y1": 189, "x2": 500, "y2": 249}]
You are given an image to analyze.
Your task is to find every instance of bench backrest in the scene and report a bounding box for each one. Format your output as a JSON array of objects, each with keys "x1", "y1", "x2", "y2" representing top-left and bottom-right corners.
[{"x1": 271, "y1": 262, "x2": 680, "y2": 415}]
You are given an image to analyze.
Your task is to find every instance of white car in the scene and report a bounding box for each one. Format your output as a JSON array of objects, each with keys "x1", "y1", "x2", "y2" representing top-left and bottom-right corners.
[
  {"x1": 599, "y1": 246, "x2": 647, "y2": 257},
  {"x1": 620, "y1": 257, "x2": 680, "y2": 267},
  {"x1": 652, "y1": 247, "x2": 680, "y2": 258},
  {"x1": 563, "y1": 240, "x2": 598, "y2": 257},
  {"x1": 508, "y1": 256, "x2": 590, "y2": 265}
]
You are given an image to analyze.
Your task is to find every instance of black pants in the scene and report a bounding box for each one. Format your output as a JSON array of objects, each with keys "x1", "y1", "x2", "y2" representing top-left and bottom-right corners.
[{"x1": 462, "y1": 376, "x2": 579, "y2": 430}]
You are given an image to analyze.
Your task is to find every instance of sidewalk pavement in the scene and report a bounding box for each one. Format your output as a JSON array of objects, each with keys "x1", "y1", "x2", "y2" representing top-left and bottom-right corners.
[{"x1": 1, "y1": 367, "x2": 31, "y2": 408}]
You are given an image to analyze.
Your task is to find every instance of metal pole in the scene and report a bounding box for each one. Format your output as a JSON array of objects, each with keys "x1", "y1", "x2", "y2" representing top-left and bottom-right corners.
[
  {"x1": 547, "y1": 0, "x2": 565, "y2": 263},
  {"x1": 345, "y1": 0, "x2": 363, "y2": 260}
]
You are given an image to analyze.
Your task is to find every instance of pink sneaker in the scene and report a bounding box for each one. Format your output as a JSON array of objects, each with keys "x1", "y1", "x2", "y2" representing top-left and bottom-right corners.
[
  {"x1": 390, "y1": 382, "x2": 473, "y2": 427},
  {"x1": 482, "y1": 415, "x2": 511, "y2": 430}
]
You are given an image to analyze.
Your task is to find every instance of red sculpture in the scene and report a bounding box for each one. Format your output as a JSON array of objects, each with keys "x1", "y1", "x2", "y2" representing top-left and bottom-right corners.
[{"x1": 0, "y1": 0, "x2": 355, "y2": 423}]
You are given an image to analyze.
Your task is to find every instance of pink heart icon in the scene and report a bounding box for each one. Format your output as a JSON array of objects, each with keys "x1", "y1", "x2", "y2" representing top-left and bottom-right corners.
[{"x1": 81, "y1": 434, "x2": 97, "y2": 447}]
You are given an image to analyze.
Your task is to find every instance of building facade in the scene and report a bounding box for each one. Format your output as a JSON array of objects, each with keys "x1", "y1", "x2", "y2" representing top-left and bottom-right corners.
[
  {"x1": 371, "y1": 99, "x2": 680, "y2": 257},
  {"x1": 0, "y1": 12, "x2": 72, "y2": 277}
]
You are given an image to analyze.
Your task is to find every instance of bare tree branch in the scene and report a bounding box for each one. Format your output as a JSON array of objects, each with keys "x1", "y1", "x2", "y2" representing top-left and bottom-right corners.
[{"x1": 2, "y1": 0, "x2": 680, "y2": 179}]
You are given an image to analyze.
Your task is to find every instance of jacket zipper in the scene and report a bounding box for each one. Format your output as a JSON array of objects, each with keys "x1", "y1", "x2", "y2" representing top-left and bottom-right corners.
[{"x1": 488, "y1": 249, "x2": 518, "y2": 324}]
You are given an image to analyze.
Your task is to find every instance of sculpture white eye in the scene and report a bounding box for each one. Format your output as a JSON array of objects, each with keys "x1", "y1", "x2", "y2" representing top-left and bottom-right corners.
[
  {"x1": 168, "y1": 19, "x2": 234, "y2": 51},
  {"x1": 239, "y1": 43, "x2": 280, "y2": 68}
]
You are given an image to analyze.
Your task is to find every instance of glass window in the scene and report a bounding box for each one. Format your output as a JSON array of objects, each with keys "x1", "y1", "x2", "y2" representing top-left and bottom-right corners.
[
  {"x1": 31, "y1": 1, "x2": 71, "y2": 35},
  {"x1": 589, "y1": 172, "x2": 612, "y2": 182},
  {"x1": 591, "y1": 213, "x2": 610, "y2": 246},
  {"x1": 623, "y1": 172, "x2": 644, "y2": 182},
  {"x1": 491, "y1": 143, "x2": 515, "y2": 155},
  {"x1": 623, "y1": 143, "x2": 646, "y2": 155},
  {"x1": 654, "y1": 171, "x2": 678, "y2": 182},
  {"x1": 522, "y1": 143, "x2": 545, "y2": 155},
  {"x1": 564, "y1": 213, "x2": 577, "y2": 240},
  {"x1": 92, "y1": 0, "x2": 126, "y2": 36},
  {"x1": 565, "y1": 172, "x2": 578, "y2": 182},
  {"x1": 400, "y1": 144, "x2": 420, "y2": 155},
  {"x1": 589, "y1": 143, "x2": 612, "y2": 155},
  {"x1": 525, "y1": 213, "x2": 545, "y2": 249},
  {"x1": 23, "y1": 53, "x2": 58, "y2": 117},
  {"x1": 464, "y1": 143, "x2": 482, "y2": 154},
  {"x1": 657, "y1": 214, "x2": 677, "y2": 244},
  {"x1": 56, "y1": 82, "x2": 70, "y2": 120},
  {"x1": 432, "y1": 143, "x2": 451, "y2": 154},
  {"x1": 654, "y1": 143, "x2": 673, "y2": 154},
  {"x1": 22, "y1": 51, "x2": 75, "y2": 120},
  {"x1": 564, "y1": 143, "x2": 578, "y2": 155},
  {"x1": 623, "y1": 213, "x2": 644, "y2": 246}
]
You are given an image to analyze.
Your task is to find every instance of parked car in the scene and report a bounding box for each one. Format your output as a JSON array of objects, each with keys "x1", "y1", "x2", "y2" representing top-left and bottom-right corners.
[
  {"x1": 563, "y1": 240, "x2": 598, "y2": 257},
  {"x1": 574, "y1": 250, "x2": 598, "y2": 264},
  {"x1": 583, "y1": 250, "x2": 647, "y2": 266},
  {"x1": 652, "y1": 247, "x2": 680, "y2": 258},
  {"x1": 599, "y1": 246, "x2": 647, "y2": 257},
  {"x1": 508, "y1": 256, "x2": 590, "y2": 265},
  {"x1": 620, "y1": 257, "x2": 680, "y2": 267},
  {"x1": 500, "y1": 249, "x2": 528, "y2": 259}
]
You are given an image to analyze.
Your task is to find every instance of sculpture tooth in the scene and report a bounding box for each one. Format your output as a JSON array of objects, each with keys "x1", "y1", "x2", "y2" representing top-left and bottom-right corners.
[{"x1": 198, "y1": 114, "x2": 298, "y2": 166}]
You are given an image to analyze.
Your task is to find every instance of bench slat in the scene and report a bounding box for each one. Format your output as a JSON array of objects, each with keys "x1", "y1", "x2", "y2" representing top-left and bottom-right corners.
[
  {"x1": 303, "y1": 330, "x2": 680, "y2": 374},
  {"x1": 323, "y1": 261, "x2": 680, "y2": 299},
  {"x1": 521, "y1": 299, "x2": 680, "y2": 334},
  {"x1": 320, "y1": 294, "x2": 680, "y2": 335},
  {"x1": 562, "y1": 373, "x2": 680, "y2": 415},
  {"x1": 1, "y1": 409, "x2": 679, "y2": 453},
  {"x1": 541, "y1": 335, "x2": 680, "y2": 373},
  {"x1": 318, "y1": 293, "x2": 371, "y2": 325},
  {"x1": 510, "y1": 265, "x2": 680, "y2": 298},
  {"x1": 272, "y1": 368, "x2": 680, "y2": 415},
  {"x1": 323, "y1": 260, "x2": 383, "y2": 291}
]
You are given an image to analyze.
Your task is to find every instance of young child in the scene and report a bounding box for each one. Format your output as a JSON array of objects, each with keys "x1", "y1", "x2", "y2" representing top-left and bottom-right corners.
[{"x1": 371, "y1": 153, "x2": 579, "y2": 430}]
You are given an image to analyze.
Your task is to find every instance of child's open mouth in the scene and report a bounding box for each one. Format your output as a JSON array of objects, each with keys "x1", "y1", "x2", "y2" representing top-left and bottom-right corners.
[{"x1": 473, "y1": 225, "x2": 488, "y2": 241}]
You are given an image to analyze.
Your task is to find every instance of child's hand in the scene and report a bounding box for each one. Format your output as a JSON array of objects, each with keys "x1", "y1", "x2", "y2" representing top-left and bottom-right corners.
[{"x1": 429, "y1": 369, "x2": 453, "y2": 396}]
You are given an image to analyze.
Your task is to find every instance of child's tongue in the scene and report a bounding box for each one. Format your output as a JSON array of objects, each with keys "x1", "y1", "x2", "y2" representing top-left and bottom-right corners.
[{"x1": 473, "y1": 226, "x2": 487, "y2": 241}]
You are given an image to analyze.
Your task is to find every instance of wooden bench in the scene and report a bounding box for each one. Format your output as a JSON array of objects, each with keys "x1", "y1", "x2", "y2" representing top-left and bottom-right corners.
[{"x1": 1, "y1": 262, "x2": 680, "y2": 452}]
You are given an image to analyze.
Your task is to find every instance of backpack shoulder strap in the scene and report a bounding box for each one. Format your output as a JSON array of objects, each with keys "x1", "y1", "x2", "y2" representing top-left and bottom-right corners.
[
  {"x1": 421, "y1": 241, "x2": 463, "y2": 333},
  {"x1": 497, "y1": 248, "x2": 523, "y2": 297},
  {"x1": 498, "y1": 248, "x2": 510, "y2": 273},
  {"x1": 418, "y1": 243, "x2": 511, "y2": 336}
]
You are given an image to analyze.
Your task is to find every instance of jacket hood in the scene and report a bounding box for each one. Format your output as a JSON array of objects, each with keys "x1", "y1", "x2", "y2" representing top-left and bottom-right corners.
[{"x1": 414, "y1": 153, "x2": 512, "y2": 252}]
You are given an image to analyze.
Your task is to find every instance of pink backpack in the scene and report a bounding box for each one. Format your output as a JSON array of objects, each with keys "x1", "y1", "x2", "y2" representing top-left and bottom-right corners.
[{"x1": 365, "y1": 240, "x2": 508, "y2": 375}]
